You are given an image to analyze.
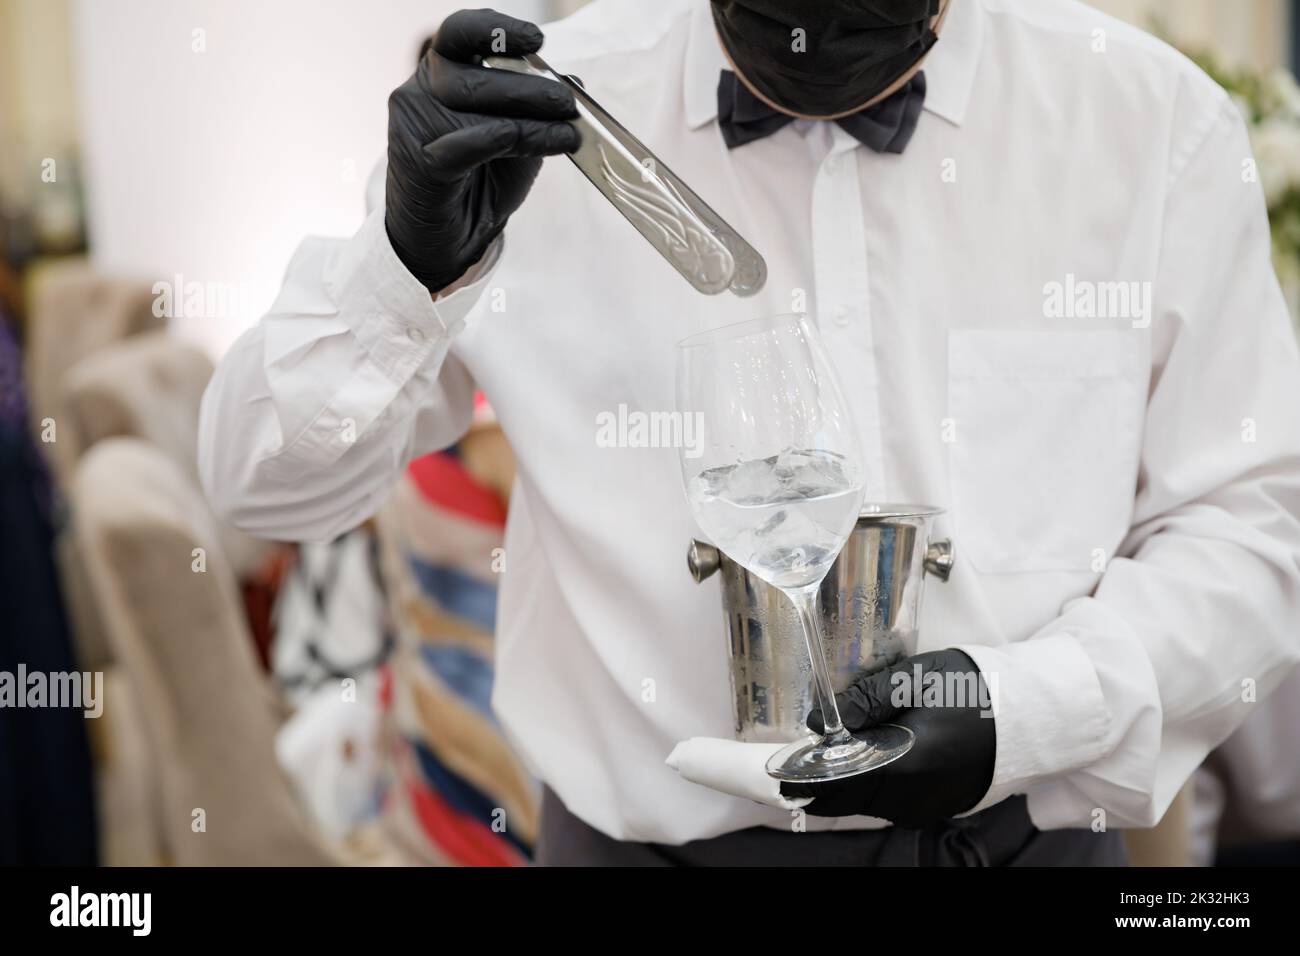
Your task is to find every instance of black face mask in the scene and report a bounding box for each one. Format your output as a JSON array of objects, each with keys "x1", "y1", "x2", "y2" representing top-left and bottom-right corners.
[{"x1": 711, "y1": 0, "x2": 941, "y2": 118}]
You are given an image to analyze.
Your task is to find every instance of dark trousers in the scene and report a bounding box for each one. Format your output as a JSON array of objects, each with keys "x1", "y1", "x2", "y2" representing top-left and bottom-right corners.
[
  {"x1": 0, "y1": 434, "x2": 98, "y2": 865},
  {"x1": 535, "y1": 788, "x2": 1126, "y2": 866}
]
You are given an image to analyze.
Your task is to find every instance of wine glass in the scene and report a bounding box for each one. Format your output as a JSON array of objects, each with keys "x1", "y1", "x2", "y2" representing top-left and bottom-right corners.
[{"x1": 676, "y1": 314, "x2": 914, "y2": 782}]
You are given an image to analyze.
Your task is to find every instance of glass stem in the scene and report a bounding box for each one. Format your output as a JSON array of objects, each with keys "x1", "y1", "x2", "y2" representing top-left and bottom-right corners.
[{"x1": 788, "y1": 585, "x2": 851, "y2": 743}]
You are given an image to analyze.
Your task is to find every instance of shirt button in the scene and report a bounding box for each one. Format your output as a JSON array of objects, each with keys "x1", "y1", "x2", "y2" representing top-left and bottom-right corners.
[
  {"x1": 833, "y1": 305, "x2": 851, "y2": 327},
  {"x1": 406, "y1": 326, "x2": 426, "y2": 344}
]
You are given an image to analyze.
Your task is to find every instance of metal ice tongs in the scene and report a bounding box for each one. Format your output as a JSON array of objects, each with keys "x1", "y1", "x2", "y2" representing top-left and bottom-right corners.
[{"x1": 484, "y1": 53, "x2": 767, "y2": 297}]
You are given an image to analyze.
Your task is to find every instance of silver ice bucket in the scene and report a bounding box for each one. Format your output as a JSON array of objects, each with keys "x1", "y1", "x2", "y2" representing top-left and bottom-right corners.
[{"x1": 688, "y1": 505, "x2": 953, "y2": 744}]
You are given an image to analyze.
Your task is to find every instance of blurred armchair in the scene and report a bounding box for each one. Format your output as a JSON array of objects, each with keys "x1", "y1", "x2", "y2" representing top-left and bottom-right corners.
[
  {"x1": 61, "y1": 329, "x2": 272, "y2": 579},
  {"x1": 73, "y1": 438, "x2": 339, "y2": 865},
  {"x1": 57, "y1": 326, "x2": 281, "y2": 865},
  {"x1": 23, "y1": 261, "x2": 162, "y2": 485},
  {"x1": 22, "y1": 265, "x2": 163, "y2": 676}
]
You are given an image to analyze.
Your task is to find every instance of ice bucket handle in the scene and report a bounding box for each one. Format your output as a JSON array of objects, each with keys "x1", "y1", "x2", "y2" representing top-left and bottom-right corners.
[
  {"x1": 923, "y1": 539, "x2": 954, "y2": 581},
  {"x1": 687, "y1": 540, "x2": 721, "y2": 583}
]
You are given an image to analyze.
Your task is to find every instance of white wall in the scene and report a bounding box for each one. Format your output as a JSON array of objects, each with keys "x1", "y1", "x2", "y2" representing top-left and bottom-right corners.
[{"x1": 72, "y1": 0, "x2": 545, "y2": 355}]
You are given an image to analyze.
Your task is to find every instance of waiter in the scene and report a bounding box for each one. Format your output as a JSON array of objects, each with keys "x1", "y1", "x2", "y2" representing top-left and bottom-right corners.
[{"x1": 199, "y1": 0, "x2": 1300, "y2": 865}]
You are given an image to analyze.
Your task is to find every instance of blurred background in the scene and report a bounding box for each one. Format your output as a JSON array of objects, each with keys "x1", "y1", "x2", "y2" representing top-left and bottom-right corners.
[{"x1": 1, "y1": 0, "x2": 1297, "y2": 867}]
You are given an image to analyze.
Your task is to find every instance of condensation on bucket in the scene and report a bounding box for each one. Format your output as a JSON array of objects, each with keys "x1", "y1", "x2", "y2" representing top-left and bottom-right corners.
[{"x1": 714, "y1": 511, "x2": 940, "y2": 744}]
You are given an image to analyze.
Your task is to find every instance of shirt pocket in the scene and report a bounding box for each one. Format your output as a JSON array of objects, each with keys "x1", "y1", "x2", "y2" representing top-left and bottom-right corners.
[{"x1": 947, "y1": 330, "x2": 1143, "y2": 574}]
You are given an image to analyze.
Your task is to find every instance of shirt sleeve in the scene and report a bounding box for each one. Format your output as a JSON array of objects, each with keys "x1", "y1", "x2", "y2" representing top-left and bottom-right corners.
[
  {"x1": 198, "y1": 174, "x2": 501, "y2": 543},
  {"x1": 958, "y1": 95, "x2": 1300, "y2": 828}
]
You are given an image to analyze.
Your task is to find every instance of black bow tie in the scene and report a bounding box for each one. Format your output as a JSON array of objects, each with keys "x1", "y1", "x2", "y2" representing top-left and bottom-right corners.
[{"x1": 716, "y1": 70, "x2": 927, "y2": 153}]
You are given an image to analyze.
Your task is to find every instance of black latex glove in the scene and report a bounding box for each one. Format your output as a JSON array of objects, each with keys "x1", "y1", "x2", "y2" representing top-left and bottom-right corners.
[
  {"x1": 781, "y1": 649, "x2": 997, "y2": 828},
  {"x1": 386, "y1": 8, "x2": 581, "y2": 293}
]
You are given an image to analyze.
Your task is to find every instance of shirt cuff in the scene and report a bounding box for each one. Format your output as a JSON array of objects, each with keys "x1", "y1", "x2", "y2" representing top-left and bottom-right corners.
[
  {"x1": 955, "y1": 634, "x2": 1113, "y2": 814},
  {"x1": 322, "y1": 208, "x2": 503, "y2": 383}
]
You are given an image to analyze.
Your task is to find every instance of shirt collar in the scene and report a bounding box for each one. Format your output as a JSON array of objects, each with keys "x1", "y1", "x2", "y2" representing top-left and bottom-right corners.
[{"x1": 683, "y1": 0, "x2": 983, "y2": 131}]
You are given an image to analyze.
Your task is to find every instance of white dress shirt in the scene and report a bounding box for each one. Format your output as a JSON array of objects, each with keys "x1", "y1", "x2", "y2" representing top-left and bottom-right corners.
[{"x1": 199, "y1": 0, "x2": 1300, "y2": 844}]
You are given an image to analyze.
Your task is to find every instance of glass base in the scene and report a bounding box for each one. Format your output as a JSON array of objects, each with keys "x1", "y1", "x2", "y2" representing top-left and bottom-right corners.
[{"x1": 764, "y1": 724, "x2": 915, "y2": 783}]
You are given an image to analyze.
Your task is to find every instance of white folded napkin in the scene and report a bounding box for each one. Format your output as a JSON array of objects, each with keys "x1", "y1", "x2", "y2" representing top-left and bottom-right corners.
[{"x1": 665, "y1": 737, "x2": 813, "y2": 811}]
